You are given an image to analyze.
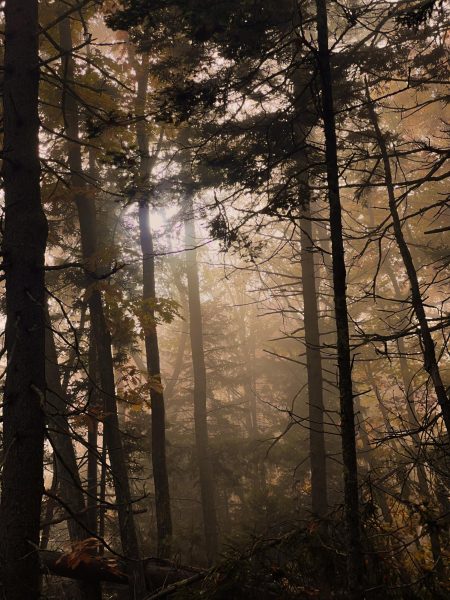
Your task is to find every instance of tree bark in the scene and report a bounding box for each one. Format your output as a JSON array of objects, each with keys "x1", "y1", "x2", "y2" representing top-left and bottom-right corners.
[
  {"x1": 45, "y1": 307, "x2": 88, "y2": 541},
  {"x1": 59, "y1": 17, "x2": 146, "y2": 598},
  {"x1": 45, "y1": 306, "x2": 102, "y2": 600},
  {"x1": 184, "y1": 194, "x2": 219, "y2": 564},
  {"x1": 133, "y1": 50, "x2": 172, "y2": 558},
  {"x1": 86, "y1": 331, "x2": 100, "y2": 537},
  {"x1": 300, "y1": 191, "x2": 329, "y2": 517},
  {"x1": 291, "y1": 44, "x2": 329, "y2": 518},
  {"x1": 314, "y1": 1, "x2": 365, "y2": 595},
  {"x1": 40, "y1": 458, "x2": 59, "y2": 551},
  {"x1": 366, "y1": 83, "x2": 450, "y2": 441},
  {"x1": 0, "y1": 1, "x2": 48, "y2": 598}
]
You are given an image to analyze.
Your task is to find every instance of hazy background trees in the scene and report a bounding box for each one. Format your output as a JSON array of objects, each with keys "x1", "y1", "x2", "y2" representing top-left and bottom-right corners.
[{"x1": 0, "y1": 1, "x2": 448, "y2": 599}]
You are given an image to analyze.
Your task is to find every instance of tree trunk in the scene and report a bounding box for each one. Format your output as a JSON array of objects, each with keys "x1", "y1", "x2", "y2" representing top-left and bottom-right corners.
[
  {"x1": 59, "y1": 17, "x2": 146, "y2": 598},
  {"x1": 98, "y1": 434, "x2": 108, "y2": 557},
  {"x1": 134, "y1": 51, "x2": 172, "y2": 558},
  {"x1": 87, "y1": 332, "x2": 100, "y2": 536},
  {"x1": 45, "y1": 306, "x2": 102, "y2": 600},
  {"x1": 45, "y1": 307, "x2": 88, "y2": 541},
  {"x1": 291, "y1": 53, "x2": 329, "y2": 517},
  {"x1": 0, "y1": 1, "x2": 48, "y2": 598},
  {"x1": 314, "y1": 1, "x2": 365, "y2": 595},
  {"x1": 184, "y1": 194, "x2": 219, "y2": 564},
  {"x1": 300, "y1": 190, "x2": 329, "y2": 517},
  {"x1": 39, "y1": 549, "x2": 201, "y2": 590},
  {"x1": 365, "y1": 83, "x2": 450, "y2": 440},
  {"x1": 41, "y1": 458, "x2": 58, "y2": 551},
  {"x1": 164, "y1": 329, "x2": 188, "y2": 401},
  {"x1": 371, "y1": 263, "x2": 445, "y2": 575}
]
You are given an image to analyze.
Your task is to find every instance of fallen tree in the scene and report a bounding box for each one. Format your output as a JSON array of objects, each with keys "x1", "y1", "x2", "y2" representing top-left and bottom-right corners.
[{"x1": 40, "y1": 549, "x2": 203, "y2": 591}]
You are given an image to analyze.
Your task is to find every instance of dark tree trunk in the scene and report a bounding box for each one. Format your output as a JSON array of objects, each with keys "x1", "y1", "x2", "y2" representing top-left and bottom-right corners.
[
  {"x1": 184, "y1": 195, "x2": 219, "y2": 564},
  {"x1": 87, "y1": 332, "x2": 100, "y2": 536},
  {"x1": 45, "y1": 307, "x2": 87, "y2": 542},
  {"x1": 291, "y1": 52, "x2": 329, "y2": 518},
  {"x1": 138, "y1": 201, "x2": 173, "y2": 558},
  {"x1": 300, "y1": 190, "x2": 328, "y2": 517},
  {"x1": 314, "y1": 1, "x2": 365, "y2": 595},
  {"x1": 40, "y1": 458, "x2": 59, "y2": 551},
  {"x1": 0, "y1": 1, "x2": 48, "y2": 598},
  {"x1": 98, "y1": 434, "x2": 108, "y2": 557},
  {"x1": 59, "y1": 18, "x2": 146, "y2": 598},
  {"x1": 366, "y1": 84, "x2": 450, "y2": 440},
  {"x1": 134, "y1": 51, "x2": 172, "y2": 558},
  {"x1": 45, "y1": 308, "x2": 102, "y2": 600}
]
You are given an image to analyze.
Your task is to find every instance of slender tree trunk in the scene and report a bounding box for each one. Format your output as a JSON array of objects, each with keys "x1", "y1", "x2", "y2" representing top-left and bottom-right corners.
[
  {"x1": 59, "y1": 18, "x2": 146, "y2": 598},
  {"x1": 87, "y1": 332, "x2": 100, "y2": 536},
  {"x1": 45, "y1": 307, "x2": 87, "y2": 542},
  {"x1": 134, "y1": 51, "x2": 172, "y2": 557},
  {"x1": 88, "y1": 295, "x2": 146, "y2": 595},
  {"x1": 314, "y1": 1, "x2": 365, "y2": 595},
  {"x1": 291, "y1": 20, "x2": 329, "y2": 517},
  {"x1": 98, "y1": 434, "x2": 107, "y2": 557},
  {"x1": 139, "y1": 201, "x2": 173, "y2": 557},
  {"x1": 365, "y1": 84, "x2": 450, "y2": 440},
  {"x1": 45, "y1": 308, "x2": 102, "y2": 600},
  {"x1": 86, "y1": 148, "x2": 100, "y2": 541},
  {"x1": 371, "y1": 262, "x2": 445, "y2": 574},
  {"x1": 0, "y1": 1, "x2": 48, "y2": 598},
  {"x1": 164, "y1": 330, "x2": 188, "y2": 401},
  {"x1": 40, "y1": 458, "x2": 59, "y2": 551},
  {"x1": 184, "y1": 194, "x2": 219, "y2": 564},
  {"x1": 61, "y1": 301, "x2": 88, "y2": 392},
  {"x1": 300, "y1": 190, "x2": 329, "y2": 517}
]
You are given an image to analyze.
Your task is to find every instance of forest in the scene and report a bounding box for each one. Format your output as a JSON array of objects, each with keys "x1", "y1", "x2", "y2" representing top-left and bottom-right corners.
[{"x1": 0, "y1": 0, "x2": 449, "y2": 599}]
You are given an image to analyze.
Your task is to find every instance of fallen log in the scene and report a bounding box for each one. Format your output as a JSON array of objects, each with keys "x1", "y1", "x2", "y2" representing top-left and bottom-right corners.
[
  {"x1": 39, "y1": 549, "x2": 203, "y2": 591},
  {"x1": 40, "y1": 550, "x2": 128, "y2": 584}
]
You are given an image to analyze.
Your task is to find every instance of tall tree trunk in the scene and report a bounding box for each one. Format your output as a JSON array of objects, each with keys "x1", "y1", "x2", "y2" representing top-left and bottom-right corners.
[
  {"x1": 300, "y1": 190, "x2": 329, "y2": 517},
  {"x1": 86, "y1": 148, "x2": 101, "y2": 541},
  {"x1": 98, "y1": 434, "x2": 108, "y2": 557},
  {"x1": 365, "y1": 83, "x2": 450, "y2": 440},
  {"x1": 291, "y1": 15, "x2": 329, "y2": 521},
  {"x1": 184, "y1": 194, "x2": 219, "y2": 564},
  {"x1": 45, "y1": 308, "x2": 102, "y2": 600},
  {"x1": 139, "y1": 201, "x2": 173, "y2": 558},
  {"x1": 0, "y1": 1, "x2": 48, "y2": 598},
  {"x1": 59, "y1": 17, "x2": 146, "y2": 598},
  {"x1": 314, "y1": 1, "x2": 365, "y2": 595},
  {"x1": 87, "y1": 332, "x2": 100, "y2": 536},
  {"x1": 45, "y1": 307, "x2": 87, "y2": 542},
  {"x1": 134, "y1": 51, "x2": 172, "y2": 558}
]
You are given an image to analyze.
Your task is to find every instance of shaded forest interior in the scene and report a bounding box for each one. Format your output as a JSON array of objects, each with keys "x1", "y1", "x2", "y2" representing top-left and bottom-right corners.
[{"x1": 0, "y1": 0, "x2": 449, "y2": 599}]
